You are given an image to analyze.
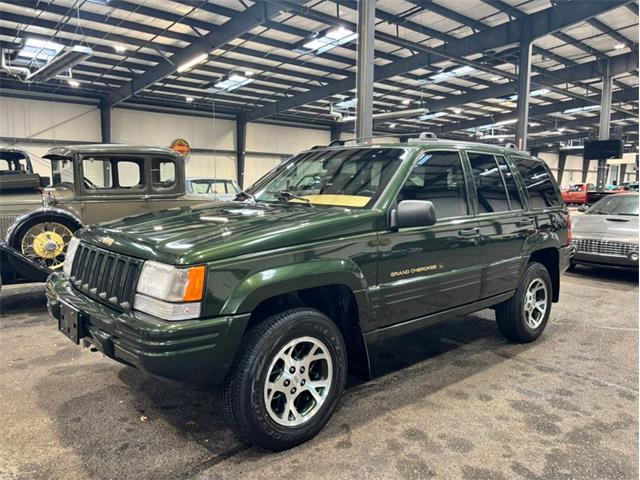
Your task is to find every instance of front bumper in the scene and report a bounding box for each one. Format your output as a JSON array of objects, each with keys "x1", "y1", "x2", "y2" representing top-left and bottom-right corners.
[
  {"x1": 46, "y1": 273, "x2": 250, "y2": 385},
  {"x1": 573, "y1": 251, "x2": 639, "y2": 269},
  {"x1": 571, "y1": 238, "x2": 639, "y2": 269}
]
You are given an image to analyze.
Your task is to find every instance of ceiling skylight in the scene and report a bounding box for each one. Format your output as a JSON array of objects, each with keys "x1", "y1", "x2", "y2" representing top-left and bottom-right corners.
[
  {"x1": 424, "y1": 66, "x2": 476, "y2": 85},
  {"x1": 18, "y1": 38, "x2": 64, "y2": 63},
  {"x1": 208, "y1": 73, "x2": 254, "y2": 93},
  {"x1": 296, "y1": 27, "x2": 357, "y2": 55}
]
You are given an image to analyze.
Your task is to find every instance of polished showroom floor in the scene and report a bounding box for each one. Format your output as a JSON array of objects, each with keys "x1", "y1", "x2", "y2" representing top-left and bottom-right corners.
[{"x1": 0, "y1": 267, "x2": 637, "y2": 480}]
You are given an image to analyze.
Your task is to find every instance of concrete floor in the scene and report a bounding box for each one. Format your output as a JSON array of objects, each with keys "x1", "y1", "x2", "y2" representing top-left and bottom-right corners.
[{"x1": 0, "y1": 267, "x2": 637, "y2": 480}]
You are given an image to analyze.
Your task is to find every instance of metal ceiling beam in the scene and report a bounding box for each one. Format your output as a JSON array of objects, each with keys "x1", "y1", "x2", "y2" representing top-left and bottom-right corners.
[
  {"x1": 243, "y1": 0, "x2": 631, "y2": 121},
  {"x1": 528, "y1": 125, "x2": 638, "y2": 147},
  {"x1": 106, "y1": 1, "x2": 303, "y2": 106},
  {"x1": 434, "y1": 87, "x2": 638, "y2": 134}
]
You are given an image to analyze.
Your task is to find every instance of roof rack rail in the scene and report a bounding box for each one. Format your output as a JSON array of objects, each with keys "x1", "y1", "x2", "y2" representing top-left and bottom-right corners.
[
  {"x1": 328, "y1": 139, "x2": 345, "y2": 147},
  {"x1": 408, "y1": 131, "x2": 438, "y2": 143},
  {"x1": 504, "y1": 142, "x2": 518, "y2": 149}
]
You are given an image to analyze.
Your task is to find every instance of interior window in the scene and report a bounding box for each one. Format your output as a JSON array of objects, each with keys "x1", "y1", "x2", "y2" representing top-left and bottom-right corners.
[
  {"x1": 82, "y1": 158, "x2": 113, "y2": 188},
  {"x1": 495, "y1": 155, "x2": 524, "y2": 210},
  {"x1": 468, "y1": 152, "x2": 510, "y2": 213},
  {"x1": 151, "y1": 158, "x2": 176, "y2": 190},
  {"x1": 397, "y1": 151, "x2": 468, "y2": 219},
  {"x1": 514, "y1": 157, "x2": 561, "y2": 209}
]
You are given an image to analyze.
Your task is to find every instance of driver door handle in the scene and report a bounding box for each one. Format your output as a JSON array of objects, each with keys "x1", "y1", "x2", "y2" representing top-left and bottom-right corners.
[{"x1": 458, "y1": 228, "x2": 480, "y2": 238}]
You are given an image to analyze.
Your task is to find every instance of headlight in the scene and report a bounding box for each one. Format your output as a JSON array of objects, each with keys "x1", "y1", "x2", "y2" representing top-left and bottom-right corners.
[
  {"x1": 63, "y1": 237, "x2": 80, "y2": 277},
  {"x1": 134, "y1": 261, "x2": 206, "y2": 321}
]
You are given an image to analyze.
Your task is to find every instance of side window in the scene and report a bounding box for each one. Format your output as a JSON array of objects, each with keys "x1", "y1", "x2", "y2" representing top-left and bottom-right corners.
[
  {"x1": 398, "y1": 151, "x2": 469, "y2": 219},
  {"x1": 514, "y1": 158, "x2": 561, "y2": 209},
  {"x1": 116, "y1": 161, "x2": 142, "y2": 188},
  {"x1": 151, "y1": 158, "x2": 176, "y2": 190},
  {"x1": 82, "y1": 157, "x2": 144, "y2": 190},
  {"x1": 468, "y1": 152, "x2": 510, "y2": 213},
  {"x1": 495, "y1": 155, "x2": 524, "y2": 210}
]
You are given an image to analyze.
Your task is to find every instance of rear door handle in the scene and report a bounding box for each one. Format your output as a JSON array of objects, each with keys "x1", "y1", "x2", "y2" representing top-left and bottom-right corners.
[
  {"x1": 458, "y1": 228, "x2": 480, "y2": 238},
  {"x1": 517, "y1": 218, "x2": 534, "y2": 227}
]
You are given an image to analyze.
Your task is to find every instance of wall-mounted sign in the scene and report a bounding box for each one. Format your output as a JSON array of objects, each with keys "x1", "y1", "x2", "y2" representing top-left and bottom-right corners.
[{"x1": 170, "y1": 138, "x2": 191, "y2": 156}]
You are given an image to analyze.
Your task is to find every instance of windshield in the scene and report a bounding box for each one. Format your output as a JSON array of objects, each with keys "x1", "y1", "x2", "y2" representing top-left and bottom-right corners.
[
  {"x1": 588, "y1": 194, "x2": 639, "y2": 216},
  {"x1": 0, "y1": 158, "x2": 29, "y2": 173},
  {"x1": 50, "y1": 158, "x2": 74, "y2": 186},
  {"x1": 250, "y1": 148, "x2": 407, "y2": 208},
  {"x1": 190, "y1": 179, "x2": 239, "y2": 194}
]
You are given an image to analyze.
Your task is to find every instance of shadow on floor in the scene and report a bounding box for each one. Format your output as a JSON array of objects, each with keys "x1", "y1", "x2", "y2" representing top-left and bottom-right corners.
[
  {"x1": 565, "y1": 265, "x2": 638, "y2": 285},
  {"x1": 38, "y1": 312, "x2": 533, "y2": 479}
]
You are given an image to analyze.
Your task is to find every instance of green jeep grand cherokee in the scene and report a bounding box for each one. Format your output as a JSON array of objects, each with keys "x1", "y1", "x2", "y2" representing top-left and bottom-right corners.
[{"x1": 47, "y1": 137, "x2": 572, "y2": 450}]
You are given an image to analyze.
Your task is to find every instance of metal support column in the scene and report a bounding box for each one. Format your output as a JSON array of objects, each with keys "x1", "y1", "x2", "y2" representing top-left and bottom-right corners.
[
  {"x1": 514, "y1": 30, "x2": 532, "y2": 151},
  {"x1": 330, "y1": 123, "x2": 342, "y2": 143},
  {"x1": 619, "y1": 164, "x2": 627, "y2": 184},
  {"x1": 355, "y1": 0, "x2": 375, "y2": 141},
  {"x1": 557, "y1": 150, "x2": 568, "y2": 187},
  {"x1": 596, "y1": 63, "x2": 613, "y2": 190},
  {"x1": 100, "y1": 98, "x2": 111, "y2": 143},
  {"x1": 236, "y1": 115, "x2": 247, "y2": 188},
  {"x1": 581, "y1": 157, "x2": 591, "y2": 184}
]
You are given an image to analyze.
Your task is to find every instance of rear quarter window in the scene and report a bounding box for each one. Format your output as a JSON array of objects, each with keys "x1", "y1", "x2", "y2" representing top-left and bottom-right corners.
[{"x1": 512, "y1": 157, "x2": 562, "y2": 209}]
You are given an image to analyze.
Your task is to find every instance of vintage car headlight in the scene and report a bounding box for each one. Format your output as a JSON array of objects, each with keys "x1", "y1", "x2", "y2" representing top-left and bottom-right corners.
[
  {"x1": 134, "y1": 261, "x2": 206, "y2": 321},
  {"x1": 63, "y1": 237, "x2": 80, "y2": 277}
]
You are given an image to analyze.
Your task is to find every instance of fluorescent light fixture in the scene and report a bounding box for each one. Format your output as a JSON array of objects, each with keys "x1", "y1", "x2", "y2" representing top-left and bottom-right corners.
[
  {"x1": 614, "y1": 43, "x2": 626, "y2": 50},
  {"x1": 245, "y1": 71, "x2": 253, "y2": 77},
  {"x1": 208, "y1": 72, "x2": 254, "y2": 93},
  {"x1": 491, "y1": 76, "x2": 501, "y2": 81},
  {"x1": 558, "y1": 127, "x2": 565, "y2": 133},
  {"x1": 335, "y1": 98, "x2": 357, "y2": 109},
  {"x1": 185, "y1": 96, "x2": 194, "y2": 102},
  {"x1": 418, "y1": 111, "x2": 447, "y2": 121},
  {"x1": 298, "y1": 27, "x2": 357, "y2": 55},
  {"x1": 113, "y1": 44, "x2": 126, "y2": 53},
  {"x1": 562, "y1": 105, "x2": 600, "y2": 115},
  {"x1": 389, "y1": 123, "x2": 397, "y2": 128},
  {"x1": 401, "y1": 99, "x2": 411, "y2": 105},
  {"x1": 452, "y1": 108, "x2": 462, "y2": 114},
  {"x1": 67, "y1": 79, "x2": 80, "y2": 87},
  {"x1": 425, "y1": 66, "x2": 475, "y2": 85},
  {"x1": 507, "y1": 88, "x2": 550, "y2": 101},
  {"x1": 472, "y1": 118, "x2": 518, "y2": 131},
  {"x1": 18, "y1": 38, "x2": 64, "y2": 62},
  {"x1": 176, "y1": 53, "x2": 208, "y2": 73},
  {"x1": 26, "y1": 45, "x2": 93, "y2": 83},
  {"x1": 375, "y1": 108, "x2": 428, "y2": 120}
]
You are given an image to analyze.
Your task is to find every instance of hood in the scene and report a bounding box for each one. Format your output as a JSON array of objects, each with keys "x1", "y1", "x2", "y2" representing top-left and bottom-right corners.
[
  {"x1": 77, "y1": 202, "x2": 380, "y2": 265},
  {"x1": 572, "y1": 213, "x2": 639, "y2": 242}
]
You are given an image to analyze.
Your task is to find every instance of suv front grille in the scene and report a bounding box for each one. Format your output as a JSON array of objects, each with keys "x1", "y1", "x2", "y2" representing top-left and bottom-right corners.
[
  {"x1": 572, "y1": 239, "x2": 638, "y2": 257},
  {"x1": 70, "y1": 242, "x2": 143, "y2": 311}
]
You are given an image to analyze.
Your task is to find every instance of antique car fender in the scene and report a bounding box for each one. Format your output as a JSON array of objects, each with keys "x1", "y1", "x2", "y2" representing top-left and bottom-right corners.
[
  {"x1": 5, "y1": 207, "x2": 83, "y2": 246},
  {"x1": 0, "y1": 240, "x2": 50, "y2": 285}
]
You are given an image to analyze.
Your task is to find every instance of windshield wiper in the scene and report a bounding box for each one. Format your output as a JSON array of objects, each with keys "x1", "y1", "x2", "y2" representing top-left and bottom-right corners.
[
  {"x1": 235, "y1": 190, "x2": 257, "y2": 204},
  {"x1": 270, "y1": 190, "x2": 313, "y2": 207}
]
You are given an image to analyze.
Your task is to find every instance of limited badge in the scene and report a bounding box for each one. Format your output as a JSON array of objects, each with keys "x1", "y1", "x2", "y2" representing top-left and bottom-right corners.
[{"x1": 100, "y1": 236, "x2": 115, "y2": 247}]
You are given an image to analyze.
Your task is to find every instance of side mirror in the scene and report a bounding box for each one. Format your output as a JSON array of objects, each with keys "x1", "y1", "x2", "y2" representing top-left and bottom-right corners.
[
  {"x1": 577, "y1": 205, "x2": 588, "y2": 213},
  {"x1": 395, "y1": 200, "x2": 437, "y2": 228}
]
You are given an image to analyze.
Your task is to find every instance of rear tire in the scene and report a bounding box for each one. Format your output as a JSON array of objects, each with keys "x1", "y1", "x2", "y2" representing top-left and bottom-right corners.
[
  {"x1": 496, "y1": 262, "x2": 552, "y2": 343},
  {"x1": 223, "y1": 308, "x2": 347, "y2": 451}
]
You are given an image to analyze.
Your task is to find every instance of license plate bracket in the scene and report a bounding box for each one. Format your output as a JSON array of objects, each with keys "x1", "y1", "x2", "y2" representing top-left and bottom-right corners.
[{"x1": 59, "y1": 302, "x2": 82, "y2": 344}]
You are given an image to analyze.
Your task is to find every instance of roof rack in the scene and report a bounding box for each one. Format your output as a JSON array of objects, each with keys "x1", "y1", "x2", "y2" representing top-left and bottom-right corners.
[
  {"x1": 408, "y1": 131, "x2": 438, "y2": 143},
  {"x1": 504, "y1": 142, "x2": 518, "y2": 149},
  {"x1": 340, "y1": 131, "x2": 439, "y2": 147}
]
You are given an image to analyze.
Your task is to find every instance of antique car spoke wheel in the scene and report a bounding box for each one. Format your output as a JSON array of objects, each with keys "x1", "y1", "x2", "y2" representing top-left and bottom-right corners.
[
  {"x1": 20, "y1": 221, "x2": 74, "y2": 270},
  {"x1": 263, "y1": 336, "x2": 333, "y2": 427}
]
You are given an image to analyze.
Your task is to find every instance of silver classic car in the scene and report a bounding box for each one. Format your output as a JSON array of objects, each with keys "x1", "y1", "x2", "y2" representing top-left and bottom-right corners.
[
  {"x1": 572, "y1": 193, "x2": 639, "y2": 269},
  {"x1": 185, "y1": 177, "x2": 240, "y2": 202}
]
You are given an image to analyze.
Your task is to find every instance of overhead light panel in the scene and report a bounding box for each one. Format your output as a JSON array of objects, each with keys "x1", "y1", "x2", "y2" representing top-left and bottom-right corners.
[
  {"x1": 418, "y1": 111, "x2": 448, "y2": 121},
  {"x1": 295, "y1": 27, "x2": 357, "y2": 55},
  {"x1": 208, "y1": 72, "x2": 254, "y2": 93},
  {"x1": 561, "y1": 105, "x2": 600, "y2": 115},
  {"x1": 177, "y1": 53, "x2": 208, "y2": 73},
  {"x1": 507, "y1": 88, "x2": 550, "y2": 101},
  {"x1": 67, "y1": 79, "x2": 80, "y2": 88},
  {"x1": 18, "y1": 38, "x2": 64, "y2": 63},
  {"x1": 335, "y1": 97, "x2": 357, "y2": 109},
  {"x1": 424, "y1": 66, "x2": 475, "y2": 85},
  {"x1": 614, "y1": 43, "x2": 626, "y2": 50},
  {"x1": 113, "y1": 44, "x2": 127, "y2": 53},
  {"x1": 26, "y1": 45, "x2": 93, "y2": 83}
]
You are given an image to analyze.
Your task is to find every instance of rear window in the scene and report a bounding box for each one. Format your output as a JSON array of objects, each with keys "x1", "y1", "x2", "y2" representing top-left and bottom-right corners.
[{"x1": 513, "y1": 157, "x2": 561, "y2": 209}]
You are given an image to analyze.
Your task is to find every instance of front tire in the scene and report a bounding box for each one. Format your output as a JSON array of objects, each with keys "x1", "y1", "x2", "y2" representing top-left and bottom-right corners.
[
  {"x1": 496, "y1": 262, "x2": 552, "y2": 343},
  {"x1": 223, "y1": 308, "x2": 347, "y2": 451}
]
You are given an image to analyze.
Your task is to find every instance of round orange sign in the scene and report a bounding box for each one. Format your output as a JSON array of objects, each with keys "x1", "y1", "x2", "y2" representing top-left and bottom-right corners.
[{"x1": 170, "y1": 138, "x2": 191, "y2": 155}]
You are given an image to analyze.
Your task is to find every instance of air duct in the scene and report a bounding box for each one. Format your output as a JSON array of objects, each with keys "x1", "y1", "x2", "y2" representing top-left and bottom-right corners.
[{"x1": 26, "y1": 45, "x2": 93, "y2": 83}]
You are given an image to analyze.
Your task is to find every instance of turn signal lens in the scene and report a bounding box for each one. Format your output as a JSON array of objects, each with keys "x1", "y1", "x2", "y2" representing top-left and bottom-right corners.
[{"x1": 183, "y1": 265, "x2": 206, "y2": 302}]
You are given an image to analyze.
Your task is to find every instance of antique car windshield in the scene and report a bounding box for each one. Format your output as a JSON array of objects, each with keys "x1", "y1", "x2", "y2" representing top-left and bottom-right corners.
[
  {"x1": 589, "y1": 194, "x2": 639, "y2": 216},
  {"x1": 252, "y1": 147, "x2": 407, "y2": 208},
  {"x1": 50, "y1": 158, "x2": 74, "y2": 186},
  {"x1": 190, "y1": 179, "x2": 239, "y2": 194}
]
